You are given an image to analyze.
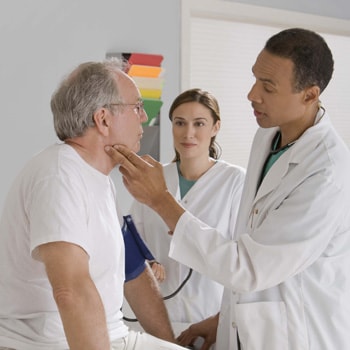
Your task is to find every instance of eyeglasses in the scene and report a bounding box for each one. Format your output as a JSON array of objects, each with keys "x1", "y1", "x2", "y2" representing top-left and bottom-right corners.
[{"x1": 105, "y1": 100, "x2": 145, "y2": 116}]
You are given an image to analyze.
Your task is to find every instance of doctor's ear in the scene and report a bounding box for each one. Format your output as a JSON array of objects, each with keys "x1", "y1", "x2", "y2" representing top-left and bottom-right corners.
[{"x1": 304, "y1": 86, "x2": 320, "y2": 104}]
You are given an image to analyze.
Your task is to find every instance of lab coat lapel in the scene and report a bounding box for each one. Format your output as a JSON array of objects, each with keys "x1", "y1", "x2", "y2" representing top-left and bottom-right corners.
[
  {"x1": 252, "y1": 113, "x2": 330, "y2": 206},
  {"x1": 254, "y1": 151, "x2": 291, "y2": 203},
  {"x1": 238, "y1": 128, "x2": 276, "y2": 219},
  {"x1": 164, "y1": 162, "x2": 181, "y2": 200}
]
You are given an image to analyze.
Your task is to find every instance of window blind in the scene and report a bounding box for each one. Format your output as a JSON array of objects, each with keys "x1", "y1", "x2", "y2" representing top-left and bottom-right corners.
[{"x1": 188, "y1": 17, "x2": 350, "y2": 168}]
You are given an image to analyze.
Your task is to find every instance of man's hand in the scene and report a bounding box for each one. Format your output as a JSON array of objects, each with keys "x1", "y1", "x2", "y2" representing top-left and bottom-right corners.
[
  {"x1": 176, "y1": 313, "x2": 219, "y2": 350},
  {"x1": 149, "y1": 261, "x2": 166, "y2": 282}
]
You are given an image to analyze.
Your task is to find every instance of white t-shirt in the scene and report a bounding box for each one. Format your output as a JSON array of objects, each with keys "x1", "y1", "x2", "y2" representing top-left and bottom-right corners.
[{"x1": 0, "y1": 143, "x2": 128, "y2": 349}]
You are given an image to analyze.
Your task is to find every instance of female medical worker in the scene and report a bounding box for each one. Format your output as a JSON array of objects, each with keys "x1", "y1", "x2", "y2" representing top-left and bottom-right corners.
[{"x1": 129, "y1": 88, "x2": 245, "y2": 349}]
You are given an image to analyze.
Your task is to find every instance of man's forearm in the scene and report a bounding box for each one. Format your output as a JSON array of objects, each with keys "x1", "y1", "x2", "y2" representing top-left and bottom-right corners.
[
  {"x1": 56, "y1": 279, "x2": 110, "y2": 349},
  {"x1": 124, "y1": 265, "x2": 176, "y2": 342}
]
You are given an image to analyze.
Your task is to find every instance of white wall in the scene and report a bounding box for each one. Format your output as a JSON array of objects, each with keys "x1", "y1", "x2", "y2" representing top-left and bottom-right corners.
[
  {"x1": 228, "y1": 0, "x2": 350, "y2": 21},
  {"x1": 1, "y1": 0, "x2": 349, "y2": 214},
  {"x1": 0, "y1": 0, "x2": 180, "y2": 213}
]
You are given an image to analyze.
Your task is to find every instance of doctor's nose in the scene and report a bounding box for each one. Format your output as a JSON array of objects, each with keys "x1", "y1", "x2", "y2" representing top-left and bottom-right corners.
[{"x1": 247, "y1": 83, "x2": 262, "y2": 104}]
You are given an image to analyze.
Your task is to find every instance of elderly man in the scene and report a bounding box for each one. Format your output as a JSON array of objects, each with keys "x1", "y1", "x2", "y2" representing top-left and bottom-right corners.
[{"x1": 0, "y1": 60, "x2": 186, "y2": 350}]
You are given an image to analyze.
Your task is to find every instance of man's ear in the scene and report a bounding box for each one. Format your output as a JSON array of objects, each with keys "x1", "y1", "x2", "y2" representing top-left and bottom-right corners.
[
  {"x1": 93, "y1": 108, "x2": 111, "y2": 136},
  {"x1": 304, "y1": 85, "x2": 320, "y2": 105}
]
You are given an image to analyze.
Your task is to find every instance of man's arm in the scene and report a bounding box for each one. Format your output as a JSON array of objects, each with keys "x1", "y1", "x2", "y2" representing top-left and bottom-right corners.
[
  {"x1": 124, "y1": 264, "x2": 176, "y2": 343},
  {"x1": 38, "y1": 241, "x2": 110, "y2": 350},
  {"x1": 105, "y1": 145, "x2": 185, "y2": 233}
]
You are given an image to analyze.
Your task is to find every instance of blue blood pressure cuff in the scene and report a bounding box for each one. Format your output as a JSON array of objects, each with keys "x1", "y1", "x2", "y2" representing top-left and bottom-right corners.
[{"x1": 122, "y1": 214, "x2": 156, "y2": 282}]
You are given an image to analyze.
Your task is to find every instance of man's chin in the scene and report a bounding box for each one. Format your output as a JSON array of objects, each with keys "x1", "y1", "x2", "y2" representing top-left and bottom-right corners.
[{"x1": 132, "y1": 142, "x2": 141, "y2": 154}]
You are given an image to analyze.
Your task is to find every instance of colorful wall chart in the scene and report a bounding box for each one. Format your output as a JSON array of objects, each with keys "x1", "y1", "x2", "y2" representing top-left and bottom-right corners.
[{"x1": 121, "y1": 53, "x2": 164, "y2": 126}]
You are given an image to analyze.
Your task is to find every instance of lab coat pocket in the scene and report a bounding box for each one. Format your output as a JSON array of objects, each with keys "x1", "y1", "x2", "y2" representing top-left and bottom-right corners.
[{"x1": 235, "y1": 301, "x2": 288, "y2": 350}]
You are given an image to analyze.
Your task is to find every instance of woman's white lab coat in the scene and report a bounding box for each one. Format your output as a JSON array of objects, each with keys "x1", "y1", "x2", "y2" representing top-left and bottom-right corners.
[
  {"x1": 130, "y1": 160, "x2": 245, "y2": 342},
  {"x1": 169, "y1": 110, "x2": 350, "y2": 349}
]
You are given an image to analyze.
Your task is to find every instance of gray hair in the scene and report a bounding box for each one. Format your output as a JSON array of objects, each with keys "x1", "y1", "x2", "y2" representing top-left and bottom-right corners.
[{"x1": 51, "y1": 59, "x2": 126, "y2": 141}]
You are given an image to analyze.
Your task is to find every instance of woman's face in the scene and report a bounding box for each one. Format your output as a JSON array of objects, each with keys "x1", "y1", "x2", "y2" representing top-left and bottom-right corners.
[{"x1": 171, "y1": 101, "x2": 220, "y2": 161}]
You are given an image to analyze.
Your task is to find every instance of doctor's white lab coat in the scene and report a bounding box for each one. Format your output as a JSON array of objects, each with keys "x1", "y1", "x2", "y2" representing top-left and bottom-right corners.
[{"x1": 169, "y1": 110, "x2": 350, "y2": 349}]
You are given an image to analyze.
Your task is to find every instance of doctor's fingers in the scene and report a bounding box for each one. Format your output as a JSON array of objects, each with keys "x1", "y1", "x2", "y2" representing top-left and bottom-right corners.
[
  {"x1": 120, "y1": 164, "x2": 163, "y2": 206},
  {"x1": 105, "y1": 145, "x2": 129, "y2": 165},
  {"x1": 105, "y1": 144, "x2": 141, "y2": 167},
  {"x1": 110, "y1": 145, "x2": 164, "y2": 176},
  {"x1": 198, "y1": 340, "x2": 213, "y2": 350},
  {"x1": 176, "y1": 329, "x2": 196, "y2": 348},
  {"x1": 141, "y1": 154, "x2": 161, "y2": 167},
  {"x1": 107, "y1": 145, "x2": 150, "y2": 173},
  {"x1": 178, "y1": 330, "x2": 212, "y2": 350}
]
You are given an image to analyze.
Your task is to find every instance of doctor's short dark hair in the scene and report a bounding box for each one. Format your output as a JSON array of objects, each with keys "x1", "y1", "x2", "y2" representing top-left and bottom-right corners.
[
  {"x1": 169, "y1": 88, "x2": 222, "y2": 162},
  {"x1": 264, "y1": 28, "x2": 334, "y2": 94}
]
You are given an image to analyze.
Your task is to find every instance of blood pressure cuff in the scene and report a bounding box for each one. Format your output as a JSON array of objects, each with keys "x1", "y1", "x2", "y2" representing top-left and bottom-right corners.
[{"x1": 122, "y1": 214, "x2": 156, "y2": 282}]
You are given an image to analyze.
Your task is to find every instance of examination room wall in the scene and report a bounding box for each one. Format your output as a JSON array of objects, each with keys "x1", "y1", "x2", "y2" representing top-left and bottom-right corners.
[
  {"x1": 1, "y1": 0, "x2": 349, "y2": 215},
  {"x1": 0, "y1": 0, "x2": 180, "y2": 215}
]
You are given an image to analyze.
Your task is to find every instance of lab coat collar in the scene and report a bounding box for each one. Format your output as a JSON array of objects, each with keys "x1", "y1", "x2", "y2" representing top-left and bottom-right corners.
[
  {"x1": 163, "y1": 162, "x2": 181, "y2": 200},
  {"x1": 253, "y1": 110, "x2": 330, "y2": 203}
]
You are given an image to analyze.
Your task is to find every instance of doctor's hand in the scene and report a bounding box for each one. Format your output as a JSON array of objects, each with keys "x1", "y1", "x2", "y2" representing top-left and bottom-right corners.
[
  {"x1": 176, "y1": 313, "x2": 219, "y2": 350},
  {"x1": 105, "y1": 144, "x2": 185, "y2": 234},
  {"x1": 105, "y1": 145, "x2": 168, "y2": 209}
]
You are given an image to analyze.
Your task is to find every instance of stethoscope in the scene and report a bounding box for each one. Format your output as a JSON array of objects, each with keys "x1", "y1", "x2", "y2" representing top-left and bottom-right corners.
[{"x1": 123, "y1": 268, "x2": 193, "y2": 323}]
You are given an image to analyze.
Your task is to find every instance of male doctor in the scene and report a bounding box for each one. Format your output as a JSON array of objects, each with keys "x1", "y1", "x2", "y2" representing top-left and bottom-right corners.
[{"x1": 105, "y1": 28, "x2": 350, "y2": 349}]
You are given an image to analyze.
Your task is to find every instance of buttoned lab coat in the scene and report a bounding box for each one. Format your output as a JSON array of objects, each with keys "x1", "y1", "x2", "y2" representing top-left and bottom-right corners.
[{"x1": 169, "y1": 110, "x2": 350, "y2": 349}]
